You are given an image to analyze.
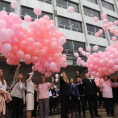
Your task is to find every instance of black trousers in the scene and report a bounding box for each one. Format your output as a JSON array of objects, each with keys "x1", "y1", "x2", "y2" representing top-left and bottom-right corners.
[
  {"x1": 77, "y1": 96, "x2": 86, "y2": 115},
  {"x1": 53, "y1": 98, "x2": 57, "y2": 109},
  {"x1": 32, "y1": 102, "x2": 38, "y2": 117},
  {"x1": 97, "y1": 92, "x2": 102, "y2": 106},
  {"x1": 86, "y1": 95, "x2": 98, "y2": 116},
  {"x1": 103, "y1": 98, "x2": 114, "y2": 115},
  {"x1": 11, "y1": 97, "x2": 23, "y2": 118},
  {"x1": 60, "y1": 95, "x2": 69, "y2": 118}
]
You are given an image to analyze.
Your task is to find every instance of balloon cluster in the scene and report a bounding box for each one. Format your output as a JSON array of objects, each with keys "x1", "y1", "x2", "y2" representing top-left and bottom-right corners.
[
  {"x1": 94, "y1": 78, "x2": 103, "y2": 87},
  {"x1": 75, "y1": 13, "x2": 118, "y2": 78},
  {"x1": 0, "y1": 1, "x2": 67, "y2": 77}
]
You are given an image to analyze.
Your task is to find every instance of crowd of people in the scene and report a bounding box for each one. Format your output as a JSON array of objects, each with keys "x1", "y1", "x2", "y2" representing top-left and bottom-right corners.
[{"x1": 0, "y1": 64, "x2": 118, "y2": 118}]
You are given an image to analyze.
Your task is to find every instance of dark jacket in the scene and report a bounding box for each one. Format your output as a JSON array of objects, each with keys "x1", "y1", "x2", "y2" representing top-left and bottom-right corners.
[
  {"x1": 82, "y1": 79, "x2": 99, "y2": 95},
  {"x1": 70, "y1": 83, "x2": 79, "y2": 97},
  {"x1": 77, "y1": 83, "x2": 85, "y2": 96},
  {"x1": 60, "y1": 77, "x2": 70, "y2": 96}
]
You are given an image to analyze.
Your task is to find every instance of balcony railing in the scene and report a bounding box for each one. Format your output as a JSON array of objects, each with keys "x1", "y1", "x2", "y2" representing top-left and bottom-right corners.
[
  {"x1": 38, "y1": 0, "x2": 51, "y2": 4},
  {"x1": 88, "y1": 31, "x2": 106, "y2": 38},
  {"x1": 86, "y1": 0, "x2": 97, "y2": 4},
  {"x1": 56, "y1": 3, "x2": 79, "y2": 13},
  {"x1": 84, "y1": 12, "x2": 101, "y2": 20},
  {"x1": 59, "y1": 24, "x2": 82, "y2": 33}
]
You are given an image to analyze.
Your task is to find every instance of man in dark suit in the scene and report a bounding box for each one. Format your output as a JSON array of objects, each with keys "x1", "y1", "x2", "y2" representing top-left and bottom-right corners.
[{"x1": 83, "y1": 73, "x2": 102, "y2": 118}]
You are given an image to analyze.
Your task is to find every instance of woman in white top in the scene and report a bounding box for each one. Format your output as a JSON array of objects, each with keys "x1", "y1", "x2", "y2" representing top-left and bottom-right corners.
[
  {"x1": 0, "y1": 68, "x2": 7, "y2": 118},
  {"x1": 26, "y1": 67, "x2": 35, "y2": 118},
  {"x1": 10, "y1": 64, "x2": 26, "y2": 118}
]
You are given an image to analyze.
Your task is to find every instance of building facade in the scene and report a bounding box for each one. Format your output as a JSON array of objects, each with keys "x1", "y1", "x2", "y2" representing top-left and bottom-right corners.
[{"x1": 0, "y1": 0, "x2": 118, "y2": 85}]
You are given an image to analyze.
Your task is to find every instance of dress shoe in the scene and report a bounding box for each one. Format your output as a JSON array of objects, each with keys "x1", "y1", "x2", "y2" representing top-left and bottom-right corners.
[{"x1": 95, "y1": 114, "x2": 102, "y2": 117}]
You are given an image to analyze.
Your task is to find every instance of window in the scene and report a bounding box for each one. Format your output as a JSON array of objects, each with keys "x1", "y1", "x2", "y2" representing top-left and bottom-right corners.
[
  {"x1": 83, "y1": 6, "x2": 101, "y2": 19},
  {"x1": 63, "y1": 40, "x2": 85, "y2": 57},
  {"x1": 109, "y1": 30, "x2": 118, "y2": 40},
  {"x1": 56, "y1": 0, "x2": 79, "y2": 12},
  {"x1": 87, "y1": 24, "x2": 106, "y2": 38},
  {"x1": 86, "y1": 0, "x2": 97, "y2": 4},
  {"x1": 38, "y1": 0, "x2": 51, "y2": 4},
  {"x1": 101, "y1": 1, "x2": 115, "y2": 11},
  {"x1": 107, "y1": 15, "x2": 117, "y2": 22},
  {"x1": 90, "y1": 44, "x2": 106, "y2": 53},
  {"x1": 58, "y1": 16, "x2": 82, "y2": 32},
  {"x1": 21, "y1": 6, "x2": 53, "y2": 20},
  {"x1": 0, "y1": 1, "x2": 14, "y2": 13}
]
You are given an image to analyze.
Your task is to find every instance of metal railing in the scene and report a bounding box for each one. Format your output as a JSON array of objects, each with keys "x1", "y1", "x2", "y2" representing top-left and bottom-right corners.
[
  {"x1": 58, "y1": 24, "x2": 82, "y2": 33},
  {"x1": 38, "y1": 0, "x2": 51, "y2": 4},
  {"x1": 56, "y1": 3, "x2": 79, "y2": 13},
  {"x1": 88, "y1": 31, "x2": 105, "y2": 38},
  {"x1": 84, "y1": 12, "x2": 100, "y2": 20},
  {"x1": 86, "y1": 0, "x2": 97, "y2": 4}
]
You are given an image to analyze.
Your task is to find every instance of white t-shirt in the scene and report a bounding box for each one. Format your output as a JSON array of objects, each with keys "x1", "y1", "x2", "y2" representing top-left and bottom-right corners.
[{"x1": 0, "y1": 80, "x2": 7, "y2": 91}]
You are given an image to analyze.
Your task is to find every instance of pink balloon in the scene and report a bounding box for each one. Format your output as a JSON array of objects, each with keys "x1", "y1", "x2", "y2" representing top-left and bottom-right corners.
[
  {"x1": 1, "y1": 43, "x2": 11, "y2": 55},
  {"x1": 114, "y1": 21, "x2": 118, "y2": 25},
  {"x1": 109, "y1": 60, "x2": 115, "y2": 66},
  {"x1": 98, "y1": 29, "x2": 103, "y2": 35},
  {"x1": 114, "y1": 30, "x2": 118, "y2": 37},
  {"x1": 53, "y1": 53, "x2": 59, "y2": 60},
  {"x1": 102, "y1": 13, "x2": 107, "y2": 19},
  {"x1": 95, "y1": 32, "x2": 99, "y2": 38},
  {"x1": 27, "y1": 38, "x2": 34, "y2": 45},
  {"x1": 58, "y1": 36, "x2": 66, "y2": 45},
  {"x1": 110, "y1": 27, "x2": 115, "y2": 33},
  {"x1": 99, "y1": 59, "x2": 105, "y2": 66},
  {"x1": 51, "y1": 42, "x2": 58, "y2": 50},
  {"x1": 59, "y1": 57, "x2": 66, "y2": 65},
  {"x1": 102, "y1": 24, "x2": 109, "y2": 30},
  {"x1": 48, "y1": 24, "x2": 56, "y2": 31},
  {"x1": 109, "y1": 22, "x2": 113, "y2": 27},
  {"x1": 16, "y1": 50, "x2": 24, "y2": 59},
  {"x1": 93, "y1": 17, "x2": 98, "y2": 22},
  {"x1": 113, "y1": 65, "x2": 118, "y2": 71},
  {"x1": 34, "y1": 7, "x2": 42, "y2": 15},
  {"x1": 0, "y1": 20, "x2": 6, "y2": 28},
  {"x1": 11, "y1": 1, "x2": 18, "y2": 8},
  {"x1": 67, "y1": 6, "x2": 75, "y2": 13},
  {"x1": 20, "y1": 41, "x2": 27, "y2": 49},
  {"x1": 86, "y1": 46, "x2": 91, "y2": 52},
  {"x1": 45, "y1": 72, "x2": 51, "y2": 78},
  {"x1": 102, "y1": 19, "x2": 108, "y2": 24},
  {"x1": 32, "y1": 56, "x2": 39, "y2": 63},
  {"x1": 78, "y1": 47, "x2": 83, "y2": 52},
  {"x1": 50, "y1": 62, "x2": 56, "y2": 70},
  {"x1": 74, "y1": 52, "x2": 79, "y2": 57},
  {"x1": 40, "y1": 49, "x2": 46, "y2": 56},
  {"x1": 24, "y1": 54, "x2": 31, "y2": 61},
  {"x1": 93, "y1": 45, "x2": 99, "y2": 51},
  {"x1": 0, "y1": 28, "x2": 10, "y2": 42},
  {"x1": 24, "y1": 15, "x2": 32, "y2": 22},
  {"x1": 112, "y1": 36, "x2": 116, "y2": 42}
]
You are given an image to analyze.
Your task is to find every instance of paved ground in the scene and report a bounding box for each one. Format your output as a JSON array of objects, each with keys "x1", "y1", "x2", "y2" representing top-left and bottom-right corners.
[{"x1": 5, "y1": 107, "x2": 118, "y2": 118}]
